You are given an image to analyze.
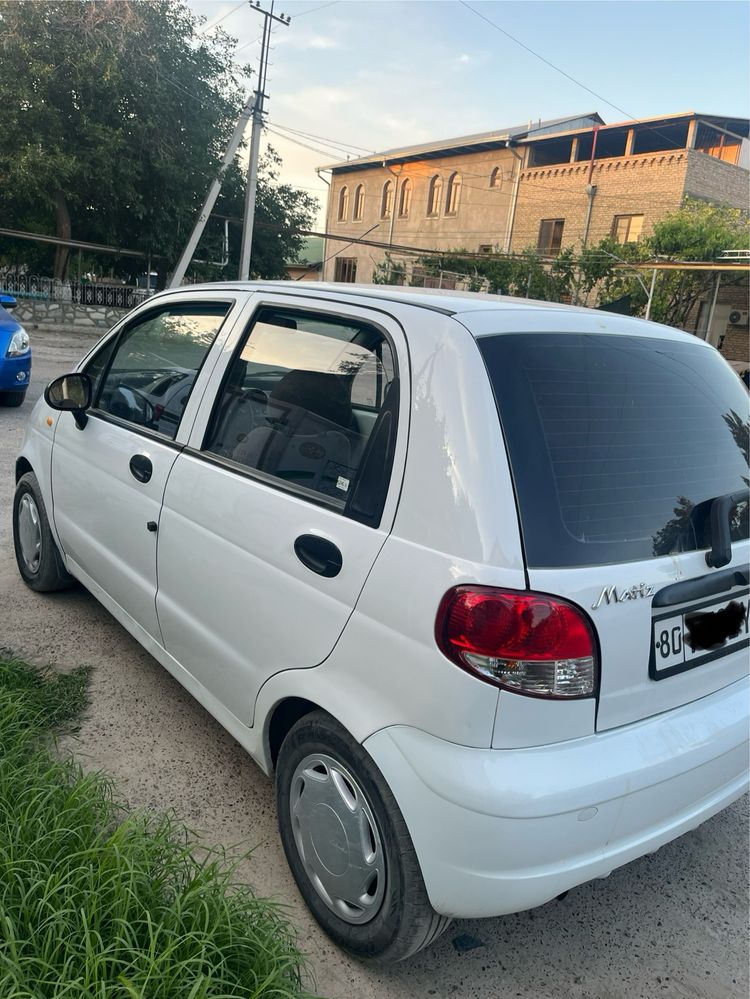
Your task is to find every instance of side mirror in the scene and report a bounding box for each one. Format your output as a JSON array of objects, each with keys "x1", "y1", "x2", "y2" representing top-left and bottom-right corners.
[
  {"x1": 44, "y1": 373, "x2": 92, "y2": 430},
  {"x1": 0, "y1": 293, "x2": 17, "y2": 311}
]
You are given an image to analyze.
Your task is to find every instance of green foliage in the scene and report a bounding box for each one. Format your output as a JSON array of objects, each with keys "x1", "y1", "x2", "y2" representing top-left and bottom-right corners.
[
  {"x1": 0, "y1": 1, "x2": 317, "y2": 281},
  {"x1": 0, "y1": 656, "x2": 315, "y2": 998},
  {"x1": 409, "y1": 198, "x2": 748, "y2": 330}
]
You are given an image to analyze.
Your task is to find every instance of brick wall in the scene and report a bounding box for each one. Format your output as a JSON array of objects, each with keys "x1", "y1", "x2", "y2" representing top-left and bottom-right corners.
[
  {"x1": 510, "y1": 152, "x2": 689, "y2": 252},
  {"x1": 684, "y1": 150, "x2": 750, "y2": 208},
  {"x1": 322, "y1": 148, "x2": 518, "y2": 283}
]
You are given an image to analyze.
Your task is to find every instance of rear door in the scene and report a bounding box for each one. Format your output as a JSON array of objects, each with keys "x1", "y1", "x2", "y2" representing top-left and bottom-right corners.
[
  {"x1": 155, "y1": 294, "x2": 409, "y2": 724},
  {"x1": 477, "y1": 326, "x2": 749, "y2": 731}
]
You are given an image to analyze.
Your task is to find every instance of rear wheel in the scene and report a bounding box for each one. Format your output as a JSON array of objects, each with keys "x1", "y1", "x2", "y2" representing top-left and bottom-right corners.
[
  {"x1": 0, "y1": 389, "x2": 26, "y2": 407},
  {"x1": 276, "y1": 710, "x2": 451, "y2": 962},
  {"x1": 13, "y1": 472, "x2": 74, "y2": 592}
]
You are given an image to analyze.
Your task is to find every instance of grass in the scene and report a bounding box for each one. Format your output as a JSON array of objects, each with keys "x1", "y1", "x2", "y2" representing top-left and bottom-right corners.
[{"x1": 0, "y1": 656, "x2": 317, "y2": 999}]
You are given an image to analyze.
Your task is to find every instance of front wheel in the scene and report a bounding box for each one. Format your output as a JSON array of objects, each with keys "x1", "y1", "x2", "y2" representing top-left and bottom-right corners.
[
  {"x1": 0, "y1": 389, "x2": 27, "y2": 407},
  {"x1": 13, "y1": 472, "x2": 74, "y2": 592},
  {"x1": 276, "y1": 710, "x2": 451, "y2": 962}
]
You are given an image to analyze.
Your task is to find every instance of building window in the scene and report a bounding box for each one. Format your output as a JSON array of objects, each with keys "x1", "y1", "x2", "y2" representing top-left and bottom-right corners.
[
  {"x1": 479, "y1": 244, "x2": 493, "y2": 254},
  {"x1": 489, "y1": 167, "x2": 503, "y2": 189},
  {"x1": 398, "y1": 178, "x2": 412, "y2": 218},
  {"x1": 611, "y1": 214, "x2": 644, "y2": 243},
  {"x1": 427, "y1": 175, "x2": 442, "y2": 217},
  {"x1": 334, "y1": 257, "x2": 357, "y2": 283},
  {"x1": 353, "y1": 184, "x2": 365, "y2": 221},
  {"x1": 381, "y1": 181, "x2": 393, "y2": 219},
  {"x1": 445, "y1": 172, "x2": 461, "y2": 216},
  {"x1": 537, "y1": 218, "x2": 565, "y2": 255},
  {"x1": 337, "y1": 186, "x2": 349, "y2": 222}
]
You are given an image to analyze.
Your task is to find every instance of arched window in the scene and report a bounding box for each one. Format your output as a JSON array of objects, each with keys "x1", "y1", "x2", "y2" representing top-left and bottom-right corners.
[
  {"x1": 398, "y1": 178, "x2": 412, "y2": 218},
  {"x1": 381, "y1": 180, "x2": 393, "y2": 219},
  {"x1": 337, "y1": 185, "x2": 349, "y2": 222},
  {"x1": 445, "y1": 172, "x2": 461, "y2": 215},
  {"x1": 353, "y1": 184, "x2": 365, "y2": 221},
  {"x1": 489, "y1": 166, "x2": 503, "y2": 189},
  {"x1": 426, "y1": 175, "x2": 442, "y2": 217}
]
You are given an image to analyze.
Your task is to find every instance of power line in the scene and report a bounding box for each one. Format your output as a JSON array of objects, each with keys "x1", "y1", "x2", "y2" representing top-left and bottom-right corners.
[
  {"x1": 268, "y1": 119, "x2": 373, "y2": 154},
  {"x1": 458, "y1": 0, "x2": 685, "y2": 151},
  {"x1": 197, "y1": 0, "x2": 248, "y2": 35}
]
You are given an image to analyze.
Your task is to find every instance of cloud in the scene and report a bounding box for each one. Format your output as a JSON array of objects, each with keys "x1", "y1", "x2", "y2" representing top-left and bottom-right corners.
[
  {"x1": 456, "y1": 53, "x2": 471, "y2": 64},
  {"x1": 276, "y1": 86, "x2": 350, "y2": 108}
]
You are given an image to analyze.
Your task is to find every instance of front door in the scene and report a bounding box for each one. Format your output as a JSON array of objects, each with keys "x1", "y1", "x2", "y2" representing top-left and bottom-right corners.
[
  {"x1": 156, "y1": 296, "x2": 408, "y2": 723},
  {"x1": 51, "y1": 296, "x2": 238, "y2": 640}
]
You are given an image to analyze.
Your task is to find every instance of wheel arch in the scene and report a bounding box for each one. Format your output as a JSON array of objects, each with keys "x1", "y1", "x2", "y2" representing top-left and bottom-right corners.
[
  {"x1": 265, "y1": 696, "x2": 323, "y2": 770},
  {"x1": 15, "y1": 456, "x2": 33, "y2": 482}
]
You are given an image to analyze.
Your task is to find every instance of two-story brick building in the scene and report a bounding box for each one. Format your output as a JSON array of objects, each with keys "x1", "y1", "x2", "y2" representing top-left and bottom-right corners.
[{"x1": 320, "y1": 110, "x2": 749, "y2": 282}]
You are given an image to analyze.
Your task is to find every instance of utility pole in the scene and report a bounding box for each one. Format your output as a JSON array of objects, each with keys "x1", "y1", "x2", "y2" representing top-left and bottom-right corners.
[
  {"x1": 238, "y1": 1, "x2": 291, "y2": 280},
  {"x1": 169, "y1": 94, "x2": 255, "y2": 288}
]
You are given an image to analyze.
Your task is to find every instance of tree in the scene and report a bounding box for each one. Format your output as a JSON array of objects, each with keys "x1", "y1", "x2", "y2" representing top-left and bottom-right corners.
[
  {"x1": 598, "y1": 199, "x2": 749, "y2": 327},
  {"x1": 0, "y1": 1, "x2": 317, "y2": 282}
]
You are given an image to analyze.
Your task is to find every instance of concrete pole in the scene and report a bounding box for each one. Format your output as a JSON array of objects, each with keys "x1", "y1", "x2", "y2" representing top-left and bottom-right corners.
[
  {"x1": 169, "y1": 95, "x2": 255, "y2": 288},
  {"x1": 645, "y1": 267, "x2": 658, "y2": 320},
  {"x1": 238, "y1": 4, "x2": 290, "y2": 280}
]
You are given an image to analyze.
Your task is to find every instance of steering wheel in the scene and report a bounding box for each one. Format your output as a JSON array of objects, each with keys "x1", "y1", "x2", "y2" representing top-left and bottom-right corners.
[{"x1": 109, "y1": 384, "x2": 155, "y2": 426}]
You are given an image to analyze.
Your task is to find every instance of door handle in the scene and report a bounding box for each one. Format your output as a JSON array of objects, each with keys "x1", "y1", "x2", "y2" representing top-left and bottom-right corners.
[
  {"x1": 129, "y1": 454, "x2": 153, "y2": 483},
  {"x1": 294, "y1": 534, "x2": 343, "y2": 578}
]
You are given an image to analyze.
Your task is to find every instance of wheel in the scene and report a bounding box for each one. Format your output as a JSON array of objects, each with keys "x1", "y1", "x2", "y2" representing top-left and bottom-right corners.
[
  {"x1": 0, "y1": 389, "x2": 26, "y2": 407},
  {"x1": 13, "y1": 472, "x2": 74, "y2": 592},
  {"x1": 276, "y1": 710, "x2": 451, "y2": 962}
]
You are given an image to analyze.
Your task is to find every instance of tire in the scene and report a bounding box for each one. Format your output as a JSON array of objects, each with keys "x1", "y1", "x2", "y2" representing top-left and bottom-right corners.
[
  {"x1": 13, "y1": 472, "x2": 74, "y2": 592},
  {"x1": 0, "y1": 389, "x2": 26, "y2": 407},
  {"x1": 276, "y1": 710, "x2": 451, "y2": 962}
]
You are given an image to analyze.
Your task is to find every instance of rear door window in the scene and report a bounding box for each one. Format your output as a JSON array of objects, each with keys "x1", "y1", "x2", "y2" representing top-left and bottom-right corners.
[
  {"x1": 478, "y1": 333, "x2": 749, "y2": 568},
  {"x1": 203, "y1": 306, "x2": 398, "y2": 525}
]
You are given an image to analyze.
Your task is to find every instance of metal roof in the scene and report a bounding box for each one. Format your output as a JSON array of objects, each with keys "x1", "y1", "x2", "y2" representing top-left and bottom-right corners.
[{"x1": 319, "y1": 112, "x2": 604, "y2": 172}]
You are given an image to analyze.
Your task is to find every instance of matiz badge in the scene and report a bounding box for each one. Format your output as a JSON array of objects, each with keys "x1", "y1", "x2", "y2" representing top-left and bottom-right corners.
[{"x1": 592, "y1": 582, "x2": 656, "y2": 610}]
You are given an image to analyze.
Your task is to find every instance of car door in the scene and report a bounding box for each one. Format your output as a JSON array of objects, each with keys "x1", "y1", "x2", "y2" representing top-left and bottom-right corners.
[
  {"x1": 50, "y1": 293, "x2": 242, "y2": 640},
  {"x1": 155, "y1": 293, "x2": 409, "y2": 724}
]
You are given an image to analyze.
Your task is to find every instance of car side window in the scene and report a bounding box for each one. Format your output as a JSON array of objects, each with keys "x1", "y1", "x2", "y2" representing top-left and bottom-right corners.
[
  {"x1": 93, "y1": 303, "x2": 230, "y2": 440},
  {"x1": 204, "y1": 306, "x2": 399, "y2": 522}
]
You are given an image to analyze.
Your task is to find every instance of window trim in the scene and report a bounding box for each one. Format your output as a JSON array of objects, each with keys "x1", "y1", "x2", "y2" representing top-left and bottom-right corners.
[
  {"x1": 198, "y1": 301, "x2": 403, "y2": 529},
  {"x1": 445, "y1": 172, "x2": 461, "y2": 217},
  {"x1": 85, "y1": 298, "x2": 235, "y2": 444},
  {"x1": 611, "y1": 213, "x2": 644, "y2": 243},
  {"x1": 398, "y1": 178, "x2": 412, "y2": 218},
  {"x1": 381, "y1": 180, "x2": 393, "y2": 219},
  {"x1": 353, "y1": 183, "x2": 365, "y2": 221},
  {"x1": 537, "y1": 218, "x2": 565, "y2": 255},
  {"x1": 337, "y1": 185, "x2": 350, "y2": 222},
  {"x1": 426, "y1": 175, "x2": 442, "y2": 218}
]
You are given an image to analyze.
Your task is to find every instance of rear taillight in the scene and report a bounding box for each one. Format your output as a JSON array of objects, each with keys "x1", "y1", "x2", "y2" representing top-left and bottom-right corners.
[{"x1": 435, "y1": 586, "x2": 598, "y2": 698}]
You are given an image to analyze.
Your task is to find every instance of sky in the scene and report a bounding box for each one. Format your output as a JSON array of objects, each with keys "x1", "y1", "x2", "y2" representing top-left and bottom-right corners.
[{"x1": 186, "y1": 0, "x2": 750, "y2": 223}]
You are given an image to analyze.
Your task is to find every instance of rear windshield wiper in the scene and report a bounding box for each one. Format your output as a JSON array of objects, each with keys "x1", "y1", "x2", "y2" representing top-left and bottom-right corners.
[{"x1": 705, "y1": 490, "x2": 749, "y2": 569}]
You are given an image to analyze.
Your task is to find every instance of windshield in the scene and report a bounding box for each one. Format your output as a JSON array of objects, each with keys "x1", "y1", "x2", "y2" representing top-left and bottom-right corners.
[{"x1": 478, "y1": 332, "x2": 749, "y2": 568}]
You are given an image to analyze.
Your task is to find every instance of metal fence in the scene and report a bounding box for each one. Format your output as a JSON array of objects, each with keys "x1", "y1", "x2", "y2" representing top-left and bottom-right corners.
[{"x1": 0, "y1": 273, "x2": 149, "y2": 308}]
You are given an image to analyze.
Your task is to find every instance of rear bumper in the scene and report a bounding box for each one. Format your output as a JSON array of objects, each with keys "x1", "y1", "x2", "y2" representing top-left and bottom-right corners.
[
  {"x1": 0, "y1": 353, "x2": 31, "y2": 391},
  {"x1": 363, "y1": 676, "x2": 749, "y2": 919}
]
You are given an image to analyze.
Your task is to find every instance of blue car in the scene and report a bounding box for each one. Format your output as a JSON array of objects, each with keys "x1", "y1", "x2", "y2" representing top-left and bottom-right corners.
[{"x1": 0, "y1": 294, "x2": 31, "y2": 407}]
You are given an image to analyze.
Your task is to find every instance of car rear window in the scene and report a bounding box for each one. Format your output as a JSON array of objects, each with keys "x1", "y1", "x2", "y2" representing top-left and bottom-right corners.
[{"x1": 478, "y1": 332, "x2": 749, "y2": 568}]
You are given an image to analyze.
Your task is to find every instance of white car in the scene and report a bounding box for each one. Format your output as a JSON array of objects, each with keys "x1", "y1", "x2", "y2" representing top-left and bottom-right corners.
[{"x1": 13, "y1": 283, "x2": 749, "y2": 961}]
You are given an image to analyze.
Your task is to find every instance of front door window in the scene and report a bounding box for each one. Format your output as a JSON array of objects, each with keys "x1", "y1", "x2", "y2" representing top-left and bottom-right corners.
[{"x1": 93, "y1": 303, "x2": 230, "y2": 439}]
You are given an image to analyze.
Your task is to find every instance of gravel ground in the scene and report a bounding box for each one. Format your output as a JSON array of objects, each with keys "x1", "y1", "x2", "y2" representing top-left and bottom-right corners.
[{"x1": 1, "y1": 325, "x2": 748, "y2": 999}]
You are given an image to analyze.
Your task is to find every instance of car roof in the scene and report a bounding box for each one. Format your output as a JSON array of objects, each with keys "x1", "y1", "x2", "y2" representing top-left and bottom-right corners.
[{"x1": 152, "y1": 281, "x2": 703, "y2": 346}]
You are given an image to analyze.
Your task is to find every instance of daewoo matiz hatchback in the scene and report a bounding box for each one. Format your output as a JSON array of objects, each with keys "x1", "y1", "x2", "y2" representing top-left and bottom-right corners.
[{"x1": 13, "y1": 283, "x2": 749, "y2": 961}]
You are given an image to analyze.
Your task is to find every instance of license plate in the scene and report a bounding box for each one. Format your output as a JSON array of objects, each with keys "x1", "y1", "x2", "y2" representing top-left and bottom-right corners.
[{"x1": 649, "y1": 588, "x2": 750, "y2": 680}]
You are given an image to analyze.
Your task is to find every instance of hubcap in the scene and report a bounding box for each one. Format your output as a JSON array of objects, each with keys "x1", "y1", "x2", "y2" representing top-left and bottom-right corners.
[
  {"x1": 17, "y1": 493, "x2": 42, "y2": 574},
  {"x1": 290, "y1": 753, "x2": 386, "y2": 924}
]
